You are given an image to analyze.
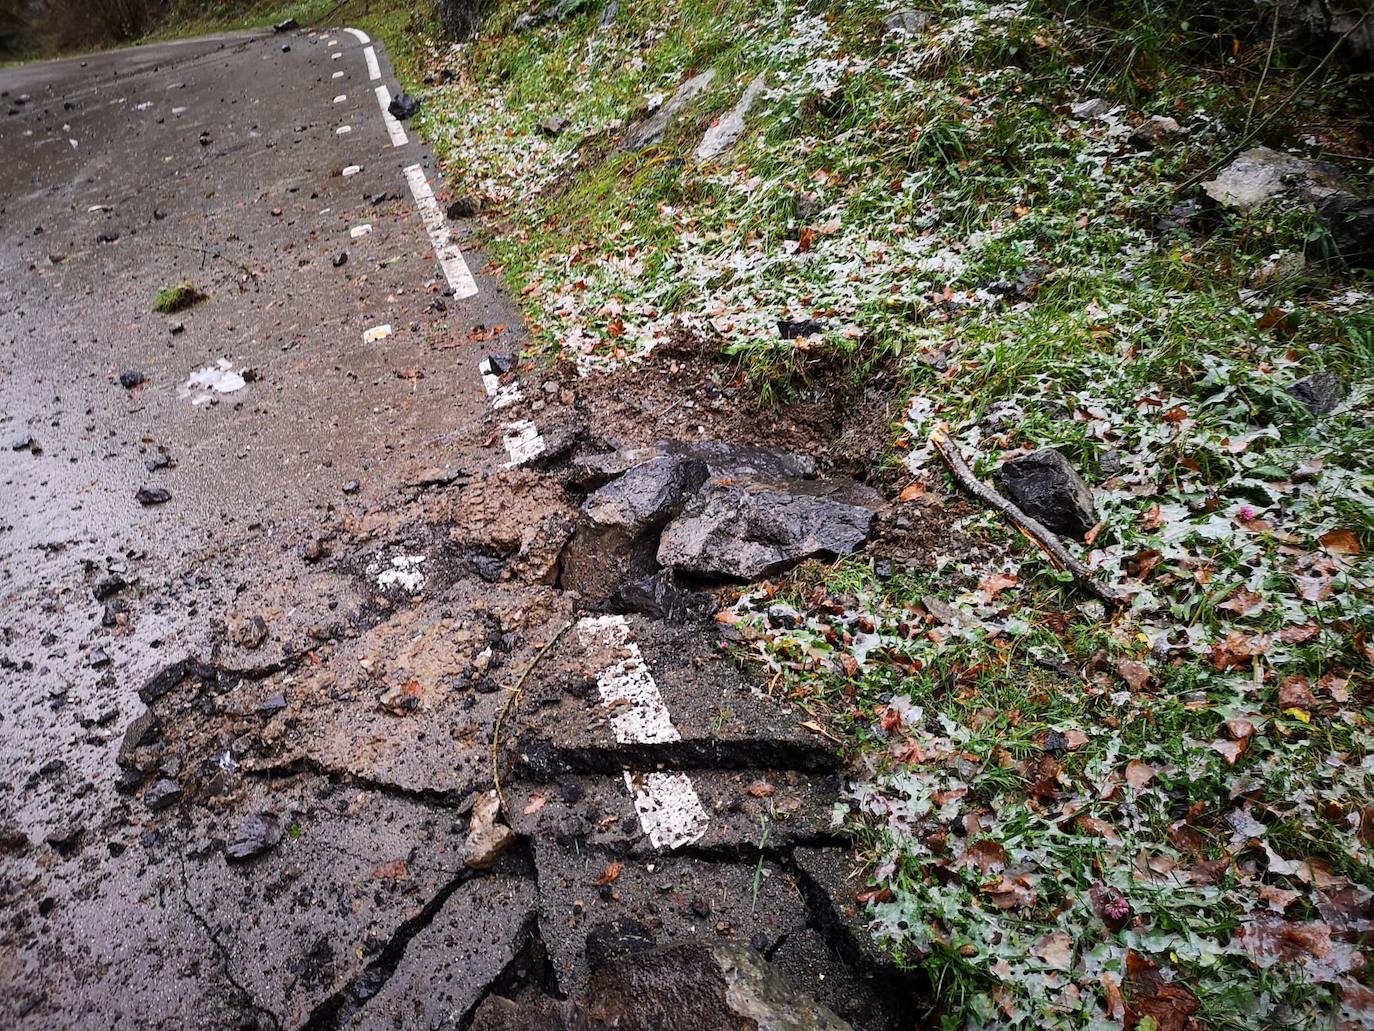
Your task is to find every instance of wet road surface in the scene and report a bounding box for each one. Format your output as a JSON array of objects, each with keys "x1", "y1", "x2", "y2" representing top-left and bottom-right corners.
[{"x1": 0, "y1": 26, "x2": 911, "y2": 1030}]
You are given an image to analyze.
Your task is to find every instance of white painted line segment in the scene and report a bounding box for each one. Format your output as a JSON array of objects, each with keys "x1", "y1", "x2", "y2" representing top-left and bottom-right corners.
[
  {"x1": 336, "y1": 125, "x2": 352, "y2": 135},
  {"x1": 363, "y1": 46, "x2": 381, "y2": 81},
  {"x1": 332, "y1": 70, "x2": 345, "y2": 79},
  {"x1": 479, "y1": 358, "x2": 524, "y2": 409},
  {"x1": 577, "y1": 615, "x2": 709, "y2": 850},
  {"x1": 374, "y1": 86, "x2": 409, "y2": 147},
  {"x1": 350, "y1": 223, "x2": 372, "y2": 238},
  {"x1": 626, "y1": 771, "x2": 711, "y2": 851},
  {"x1": 332, "y1": 52, "x2": 342, "y2": 60},
  {"x1": 343, "y1": 27, "x2": 371, "y2": 44},
  {"x1": 402, "y1": 163, "x2": 478, "y2": 300},
  {"x1": 343, "y1": 165, "x2": 361, "y2": 177},
  {"x1": 363, "y1": 324, "x2": 393, "y2": 343},
  {"x1": 578, "y1": 615, "x2": 680, "y2": 744},
  {"x1": 333, "y1": 94, "x2": 347, "y2": 103},
  {"x1": 501, "y1": 420, "x2": 545, "y2": 467}
]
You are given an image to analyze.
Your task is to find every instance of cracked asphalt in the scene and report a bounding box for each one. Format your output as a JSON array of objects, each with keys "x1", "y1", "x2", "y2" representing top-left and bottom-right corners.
[{"x1": 0, "y1": 26, "x2": 913, "y2": 1030}]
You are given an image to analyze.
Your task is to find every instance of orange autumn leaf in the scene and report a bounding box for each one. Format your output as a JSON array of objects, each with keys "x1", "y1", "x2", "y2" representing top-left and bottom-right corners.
[
  {"x1": 594, "y1": 862, "x2": 623, "y2": 887},
  {"x1": 1117, "y1": 658, "x2": 1154, "y2": 691},
  {"x1": 1319, "y1": 529, "x2": 1361, "y2": 556},
  {"x1": 898, "y1": 481, "x2": 927, "y2": 503}
]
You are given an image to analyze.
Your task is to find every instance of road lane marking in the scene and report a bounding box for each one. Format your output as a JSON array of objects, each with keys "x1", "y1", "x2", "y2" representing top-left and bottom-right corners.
[
  {"x1": 479, "y1": 358, "x2": 524, "y2": 409},
  {"x1": 402, "y1": 163, "x2": 478, "y2": 300},
  {"x1": 363, "y1": 46, "x2": 381, "y2": 81},
  {"x1": 336, "y1": 125, "x2": 352, "y2": 135},
  {"x1": 350, "y1": 223, "x2": 372, "y2": 238},
  {"x1": 333, "y1": 94, "x2": 347, "y2": 103},
  {"x1": 343, "y1": 28, "x2": 371, "y2": 44},
  {"x1": 374, "y1": 85, "x2": 409, "y2": 147},
  {"x1": 363, "y1": 324, "x2": 393, "y2": 343},
  {"x1": 577, "y1": 615, "x2": 709, "y2": 849},
  {"x1": 332, "y1": 70, "x2": 345, "y2": 79}
]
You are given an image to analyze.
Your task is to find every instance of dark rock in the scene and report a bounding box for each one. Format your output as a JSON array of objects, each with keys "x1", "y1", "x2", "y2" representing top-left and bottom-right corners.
[
  {"x1": 613, "y1": 569, "x2": 713, "y2": 622},
  {"x1": 342, "y1": 479, "x2": 361, "y2": 494},
  {"x1": 145, "y1": 778, "x2": 182, "y2": 811},
  {"x1": 280, "y1": 44, "x2": 291, "y2": 53},
  {"x1": 584, "y1": 916, "x2": 655, "y2": 971},
  {"x1": 198, "y1": 131, "x2": 211, "y2": 146},
  {"x1": 1287, "y1": 371, "x2": 1347, "y2": 415},
  {"x1": 997, "y1": 448, "x2": 1097, "y2": 540},
  {"x1": 471, "y1": 552, "x2": 507, "y2": 582},
  {"x1": 235, "y1": 614, "x2": 269, "y2": 650},
  {"x1": 273, "y1": 17, "x2": 298, "y2": 31},
  {"x1": 585, "y1": 943, "x2": 852, "y2": 1029},
  {"x1": 0, "y1": 823, "x2": 30, "y2": 854},
  {"x1": 88, "y1": 646, "x2": 111, "y2": 668},
  {"x1": 139, "y1": 657, "x2": 216, "y2": 703},
  {"x1": 469, "y1": 993, "x2": 580, "y2": 1031},
  {"x1": 92, "y1": 573, "x2": 126, "y2": 601},
  {"x1": 332, "y1": 252, "x2": 347, "y2": 268},
  {"x1": 145, "y1": 452, "x2": 172, "y2": 471},
  {"x1": 135, "y1": 485, "x2": 171, "y2": 506},
  {"x1": 388, "y1": 92, "x2": 421, "y2": 120},
  {"x1": 258, "y1": 692, "x2": 287, "y2": 717},
  {"x1": 169, "y1": 322, "x2": 184, "y2": 335},
  {"x1": 11, "y1": 434, "x2": 40, "y2": 453},
  {"x1": 557, "y1": 775, "x2": 584, "y2": 803},
  {"x1": 117, "y1": 710, "x2": 160, "y2": 767},
  {"x1": 778, "y1": 318, "x2": 824, "y2": 339},
  {"x1": 447, "y1": 195, "x2": 480, "y2": 219},
  {"x1": 561, "y1": 455, "x2": 707, "y2": 602},
  {"x1": 1306, "y1": 193, "x2": 1374, "y2": 268},
  {"x1": 115, "y1": 768, "x2": 147, "y2": 794},
  {"x1": 1202, "y1": 146, "x2": 1345, "y2": 211},
  {"x1": 657, "y1": 479, "x2": 878, "y2": 580},
  {"x1": 45, "y1": 822, "x2": 84, "y2": 857},
  {"x1": 485, "y1": 350, "x2": 516, "y2": 375},
  {"x1": 118, "y1": 369, "x2": 145, "y2": 389},
  {"x1": 225, "y1": 812, "x2": 283, "y2": 862}
]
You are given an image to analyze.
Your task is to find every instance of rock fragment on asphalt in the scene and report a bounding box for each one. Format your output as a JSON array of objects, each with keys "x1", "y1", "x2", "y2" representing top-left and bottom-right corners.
[
  {"x1": 135, "y1": 485, "x2": 171, "y2": 506},
  {"x1": 388, "y1": 91, "x2": 420, "y2": 120},
  {"x1": 225, "y1": 812, "x2": 283, "y2": 862},
  {"x1": 463, "y1": 789, "x2": 514, "y2": 869}
]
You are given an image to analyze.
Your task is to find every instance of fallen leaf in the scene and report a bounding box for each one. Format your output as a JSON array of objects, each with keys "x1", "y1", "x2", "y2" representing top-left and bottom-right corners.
[
  {"x1": 982, "y1": 874, "x2": 1036, "y2": 910},
  {"x1": 1217, "y1": 589, "x2": 1267, "y2": 616},
  {"x1": 1032, "y1": 930, "x2": 1074, "y2": 971},
  {"x1": 594, "y1": 862, "x2": 623, "y2": 887},
  {"x1": 958, "y1": 838, "x2": 1008, "y2": 874},
  {"x1": 1278, "y1": 624, "x2": 1319, "y2": 645},
  {"x1": 1117, "y1": 658, "x2": 1154, "y2": 691},
  {"x1": 370, "y1": 858, "x2": 409, "y2": 881},
  {"x1": 898, "y1": 481, "x2": 927, "y2": 503},
  {"x1": 1124, "y1": 949, "x2": 1200, "y2": 1031},
  {"x1": 1234, "y1": 915, "x2": 1362, "y2": 983},
  {"x1": 1211, "y1": 739, "x2": 1246, "y2": 765},
  {"x1": 1319, "y1": 528, "x2": 1361, "y2": 556},
  {"x1": 856, "y1": 886, "x2": 894, "y2": 905},
  {"x1": 745, "y1": 779, "x2": 776, "y2": 798},
  {"x1": 1211, "y1": 631, "x2": 1273, "y2": 671},
  {"x1": 522, "y1": 794, "x2": 548, "y2": 815},
  {"x1": 1125, "y1": 759, "x2": 1158, "y2": 790},
  {"x1": 1278, "y1": 675, "x2": 1316, "y2": 710}
]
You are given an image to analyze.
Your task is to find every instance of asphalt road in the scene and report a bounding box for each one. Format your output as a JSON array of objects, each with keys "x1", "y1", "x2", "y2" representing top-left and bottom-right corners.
[{"x1": 0, "y1": 26, "x2": 908, "y2": 1031}]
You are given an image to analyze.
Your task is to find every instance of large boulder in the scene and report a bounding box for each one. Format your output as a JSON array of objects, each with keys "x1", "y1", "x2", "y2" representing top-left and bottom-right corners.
[
  {"x1": 1306, "y1": 194, "x2": 1374, "y2": 269},
  {"x1": 623, "y1": 70, "x2": 716, "y2": 151},
  {"x1": 560, "y1": 455, "x2": 706, "y2": 601},
  {"x1": 997, "y1": 448, "x2": 1097, "y2": 540},
  {"x1": 657, "y1": 479, "x2": 877, "y2": 580},
  {"x1": 1202, "y1": 147, "x2": 1346, "y2": 211}
]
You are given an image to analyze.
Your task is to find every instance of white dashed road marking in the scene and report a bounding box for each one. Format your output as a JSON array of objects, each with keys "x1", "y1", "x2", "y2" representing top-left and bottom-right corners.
[
  {"x1": 335, "y1": 125, "x2": 352, "y2": 135},
  {"x1": 363, "y1": 46, "x2": 381, "y2": 81},
  {"x1": 374, "y1": 85, "x2": 409, "y2": 147},
  {"x1": 577, "y1": 616, "x2": 709, "y2": 850},
  {"x1": 402, "y1": 163, "x2": 477, "y2": 299},
  {"x1": 501, "y1": 420, "x2": 545, "y2": 467}
]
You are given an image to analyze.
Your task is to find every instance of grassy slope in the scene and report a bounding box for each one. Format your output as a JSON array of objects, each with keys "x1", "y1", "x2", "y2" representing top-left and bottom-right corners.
[{"x1": 398, "y1": 1, "x2": 1373, "y2": 1026}]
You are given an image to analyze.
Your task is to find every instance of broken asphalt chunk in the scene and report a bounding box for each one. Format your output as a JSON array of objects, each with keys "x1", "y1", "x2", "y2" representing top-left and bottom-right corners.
[
  {"x1": 388, "y1": 91, "x2": 420, "y2": 120},
  {"x1": 225, "y1": 812, "x2": 283, "y2": 862},
  {"x1": 135, "y1": 485, "x2": 171, "y2": 506}
]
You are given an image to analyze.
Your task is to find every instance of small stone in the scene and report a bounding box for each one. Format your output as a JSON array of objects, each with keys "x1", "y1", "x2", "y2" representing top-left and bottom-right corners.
[
  {"x1": 88, "y1": 646, "x2": 111, "y2": 668},
  {"x1": 447, "y1": 195, "x2": 480, "y2": 219},
  {"x1": 1203, "y1": 146, "x2": 1345, "y2": 211},
  {"x1": 118, "y1": 370, "x2": 145, "y2": 389},
  {"x1": 280, "y1": 43, "x2": 291, "y2": 53},
  {"x1": 884, "y1": 8, "x2": 929, "y2": 33},
  {"x1": 778, "y1": 318, "x2": 823, "y2": 339},
  {"x1": 332, "y1": 252, "x2": 347, "y2": 267},
  {"x1": 1287, "y1": 372, "x2": 1347, "y2": 416},
  {"x1": 463, "y1": 789, "x2": 514, "y2": 869},
  {"x1": 169, "y1": 322, "x2": 184, "y2": 335},
  {"x1": 342, "y1": 479, "x2": 360, "y2": 494},
  {"x1": 537, "y1": 114, "x2": 568, "y2": 136},
  {"x1": 388, "y1": 91, "x2": 420, "y2": 120},
  {"x1": 145, "y1": 778, "x2": 182, "y2": 811},
  {"x1": 557, "y1": 775, "x2": 584, "y2": 803},
  {"x1": 145, "y1": 452, "x2": 172, "y2": 472},
  {"x1": 135, "y1": 485, "x2": 171, "y2": 506},
  {"x1": 92, "y1": 573, "x2": 126, "y2": 601},
  {"x1": 225, "y1": 812, "x2": 283, "y2": 862}
]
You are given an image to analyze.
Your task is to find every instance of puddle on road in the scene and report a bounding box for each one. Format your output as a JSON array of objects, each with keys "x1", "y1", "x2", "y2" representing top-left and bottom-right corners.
[{"x1": 179, "y1": 359, "x2": 247, "y2": 406}]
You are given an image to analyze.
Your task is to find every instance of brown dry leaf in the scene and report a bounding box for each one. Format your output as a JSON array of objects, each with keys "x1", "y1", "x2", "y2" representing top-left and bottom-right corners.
[
  {"x1": 982, "y1": 875, "x2": 1036, "y2": 910},
  {"x1": 1295, "y1": 574, "x2": 1334, "y2": 602},
  {"x1": 1074, "y1": 814, "x2": 1121, "y2": 844},
  {"x1": 745, "y1": 779, "x2": 776, "y2": 798},
  {"x1": 1103, "y1": 973, "x2": 1126, "y2": 1021},
  {"x1": 1279, "y1": 624, "x2": 1320, "y2": 645},
  {"x1": 1124, "y1": 949, "x2": 1200, "y2": 1031},
  {"x1": 522, "y1": 794, "x2": 548, "y2": 815},
  {"x1": 855, "y1": 886, "x2": 893, "y2": 905},
  {"x1": 1259, "y1": 884, "x2": 1300, "y2": 912},
  {"x1": 594, "y1": 862, "x2": 623, "y2": 887},
  {"x1": 797, "y1": 226, "x2": 817, "y2": 252},
  {"x1": 879, "y1": 706, "x2": 902, "y2": 734},
  {"x1": 1117, "y1": 658, "x2": 1154, "y2": 691},
  {"x1": 1217, "y1": 589, "x2": 1267, "y2": 616},
  {"x1": 1125, "y1": 759, "x2": 1159, "y2": 790},
  {"x1": 1318, "y1": 528, "x2": 1361, "y2": 556},
  {"x1": 370, "y1": 858, "x2": 409, "y2": 881},
  {"x1": 1032, "y1": 930, "x2": 1074, "y2": 971},
  {"x1": 1141, "y1": 504, "x2": 1164, "y2": 531},
  {"x1": 1224, "y1": 717, "x2": 1255, "y2": 741},
  {"x1": 977, "y1": 572, "x2": 1018, "y2": 600},
  {"x1": 897, "y1": 481, "x2": 927, "y2": 503},
  {"x1": 958, "y1": 838, "x2": 1008, "y2": 874},
  {"x1": 1211, "y1": 739, "x2": 1246, "y2": 765},
  {"x1": 1211, "y1": 631, "x2": 1273, "y2": 671},
  {"x1": 1278, "y1": 675, "x2": 1317, "y2": 710},
  {"x1": 1234, "y1": 915, "x2": 1362, "y2": 983},
  {"x1": 1318, "y1": 671, "x2": 1349, "y2": 703},
  {"x1": 1062, "y1": 729, "x2": 1089, "y2": 750}
]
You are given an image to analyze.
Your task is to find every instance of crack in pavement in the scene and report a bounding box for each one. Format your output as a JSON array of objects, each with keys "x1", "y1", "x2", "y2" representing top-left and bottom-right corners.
[{"x1": 176, "y1": 854, "x2": 284, "y2": 1031}]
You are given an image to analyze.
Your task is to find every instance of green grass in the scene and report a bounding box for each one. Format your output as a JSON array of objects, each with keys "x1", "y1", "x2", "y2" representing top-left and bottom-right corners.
[{"x1": 152, "y1": 280, "x2": 206, "y2": 313}]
